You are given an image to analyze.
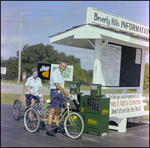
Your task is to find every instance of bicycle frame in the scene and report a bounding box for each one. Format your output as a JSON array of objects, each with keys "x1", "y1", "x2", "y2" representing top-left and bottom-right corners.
[{"x1": 40, "y1": 104, "x2": 71, "y2": 126}]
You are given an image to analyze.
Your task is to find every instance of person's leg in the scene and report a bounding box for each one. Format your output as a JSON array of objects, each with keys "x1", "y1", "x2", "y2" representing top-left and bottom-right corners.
[
  {"x1": 54, "y1": 93, "x2": 64, "y2": 132},
  {"x1": 55, "y1": 108, "x2": 60, "y2": 126},
  {"x1": 54, "y1": 108, "x2": 62, "y2": 133},
  {"x1": 47, "y1": 108, "x2": 56, "y2": 131},
  {"x1": 46, "y1": 108, "x2": 56, "y2": 136},
  {"x1": 29, "y1": 98, "x2": 35, "y2": 116},
  {"x1": 31, "y1": 98, "x2": 35, "y2": 105},
  {"x1": 46, "y1": 90, "x2": 58, "y2": 136}
]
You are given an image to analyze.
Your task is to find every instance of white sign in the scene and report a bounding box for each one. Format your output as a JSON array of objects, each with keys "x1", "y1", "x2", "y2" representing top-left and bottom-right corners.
[
  {"x1": 1, "y1": 67, "x2": 6, "y2": 74},
  {"x1": 100, "y1": 44, "x2": 122, "y2": 86},
  {"x1": 40, "y1": 65, "x2": 50, "y2": 71},
  {"x1": 91, "y1": 85, "x2": 97, "y2": 90},
  {"x1": 50, "y1": 64, "x2": 74, "y2": 81},
  {"x1": 86, "y1": 7, "x2": 149, "y2": 38},
  {"x1": 22, "y1": 72, "x2": 26, "y2": 82},
  {"x1": 106, "y1": 93, "x2": 144, "y2": 115},
  {"x1": 135, "y1": 49, "x2": 141, "y2": 64}
]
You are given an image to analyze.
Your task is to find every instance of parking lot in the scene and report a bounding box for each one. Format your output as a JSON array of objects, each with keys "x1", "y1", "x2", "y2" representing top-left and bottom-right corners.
[{"x1": 1, "y1": 104, "x2": 149, "y2": 147}]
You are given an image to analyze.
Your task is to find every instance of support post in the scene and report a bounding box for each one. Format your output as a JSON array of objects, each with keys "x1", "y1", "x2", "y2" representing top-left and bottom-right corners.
[
  {"x1": 17, "y1": 10, "x2": 23, "y2": 83},
  {"x1": 138, "y1": 48, "x2": 146, "y2": 95}
]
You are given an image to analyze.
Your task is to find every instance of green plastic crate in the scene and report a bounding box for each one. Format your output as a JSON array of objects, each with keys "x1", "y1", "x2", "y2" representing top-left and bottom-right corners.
[
  {"x1": 84, "y1": 95, "x2": 110, "y2": 115},
  {"x1": 70, "y1": 82, "x2": 80, "y2": 95},
  {"x1": 90, "y1": 84, "x2": 102, "y2": 97},
  {"x1": 84, "y1": 113, "x2": 109, "y2": 136}
]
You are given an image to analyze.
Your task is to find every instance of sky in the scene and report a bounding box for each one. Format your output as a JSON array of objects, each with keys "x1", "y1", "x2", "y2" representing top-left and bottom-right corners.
[{"x1": 1, "y1": 1, "x2": 149, "y2": 70}]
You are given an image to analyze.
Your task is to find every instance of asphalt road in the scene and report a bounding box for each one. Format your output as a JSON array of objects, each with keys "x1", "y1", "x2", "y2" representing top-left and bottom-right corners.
[{"x1": 1, "y1": 104, "x2": 149, "y2": 147}]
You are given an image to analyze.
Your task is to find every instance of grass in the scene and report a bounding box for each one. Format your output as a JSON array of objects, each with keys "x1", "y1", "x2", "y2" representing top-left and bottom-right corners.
[
  {"x1": 1, "y1": 79, "x2": 25, "y2": 85},
  {"x1": 141, "y1": 100, "x2": 149, "y2": 120},
  {"x1": 1, "y1": 93, "x2": 51, "y2": 108},
  {"x1": 1, "y1": 79, "x2": 149, "y2": 120},
  {"x1": 1, "y1": 93, "x2": 149, "y2": 120},
  {"x1": 1, "y1": 79, "x2": 149, "y2": 97}
]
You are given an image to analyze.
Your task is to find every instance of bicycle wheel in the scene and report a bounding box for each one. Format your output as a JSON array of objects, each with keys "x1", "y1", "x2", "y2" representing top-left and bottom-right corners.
[
  {"x1": 13, "y1": 100, "x2": 21, "y2": 120},
  {"x1": 64, "y1": 112, "x2": 84, "y2": 139},
  {"x1": 24, "y1": 107, "x2": 40, "y2": 133}
]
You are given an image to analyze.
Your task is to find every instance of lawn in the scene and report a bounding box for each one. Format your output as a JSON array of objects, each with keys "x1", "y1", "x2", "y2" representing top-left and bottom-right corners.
[
  {"x1": 1, "y1": 93, "x2": 51, "y2": 108},
  {"x1": 1, "y1": 79, "x2": 149, "y2": 120},
  {"x1": 1, "y1": 93, "x2": 149, "y2": 120},
  {"x1": 1, "y1": 79, "x2": 149, "y2": 97}
]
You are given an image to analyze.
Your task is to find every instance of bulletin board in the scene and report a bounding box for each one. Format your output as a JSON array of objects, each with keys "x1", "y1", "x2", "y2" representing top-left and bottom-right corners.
[{"x1": 100, "y1": 42, "x2": 142, "y2": 87}]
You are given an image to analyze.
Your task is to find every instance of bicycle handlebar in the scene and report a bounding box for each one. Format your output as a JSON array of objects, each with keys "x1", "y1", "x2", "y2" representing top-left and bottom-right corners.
[
  {"x1": 63, "y1": 90, "x2": 74, "y2": 101},
  {"x1": 28, "y1": 86, "x2": 45, "y2": 97}
]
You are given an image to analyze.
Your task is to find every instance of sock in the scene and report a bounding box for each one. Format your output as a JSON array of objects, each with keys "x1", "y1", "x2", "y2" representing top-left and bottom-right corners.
[{"x1": 47, "y1": 124, "x2": 51, "y2": 132}]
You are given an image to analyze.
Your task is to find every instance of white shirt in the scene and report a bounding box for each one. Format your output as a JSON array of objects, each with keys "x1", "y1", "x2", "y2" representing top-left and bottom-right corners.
[
  {"x1": 25, "y1": 76, "x2": 42, "y2": 95},
  {"x1": 50, "y1": 68, "x2": 65, "y2": 89}
]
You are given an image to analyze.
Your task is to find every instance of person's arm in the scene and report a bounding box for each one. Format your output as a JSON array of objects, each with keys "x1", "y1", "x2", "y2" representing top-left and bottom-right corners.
[
  {"x1": 25, "y1": 78, "x2": 35, "y2": 96},
  {"x1": 39, "y1": 86, "x2": 45, "y2": 103},
  {"x1": 39, "y1": 86, "x2": 43, "y2": 95},
  {"x1": 55, "y1": 83, "x2": 70, "y2": 98},
  {"x1": 25, "y1": 86, "x2": 35, "y2": 96}
]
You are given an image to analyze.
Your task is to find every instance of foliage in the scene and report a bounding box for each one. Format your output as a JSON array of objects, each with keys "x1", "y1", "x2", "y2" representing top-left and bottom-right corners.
[
  {"x1": 1, "y1": 44, "x2": 149, "y2": 90},
  {"x1": 1, "y1": 56, "x2": 18, "y2": 80},
  {"x1": 1, "y1": 43, "x2": 83, "y2": 83},
  {"x1": 143, "y1": 63, "x2": 149, "y2": 92},
  {"x1": 73, "y1": 63, "x2": 84, "y2": 82},
  {"x1": 82, "y1": 69, "x2": 93, "y2": 85},
  {"x1": 1, "y1": 93, "x2": 51, "y2": 108}
]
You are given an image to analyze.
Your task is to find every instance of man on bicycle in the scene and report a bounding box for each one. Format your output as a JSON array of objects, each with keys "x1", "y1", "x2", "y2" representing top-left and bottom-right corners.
[
  {"x1": 25, "y1": 68, "x2": 45, "y2": 117},
  {"x1": 46, "y1": 61, "x2": 70, "y2": 137}
]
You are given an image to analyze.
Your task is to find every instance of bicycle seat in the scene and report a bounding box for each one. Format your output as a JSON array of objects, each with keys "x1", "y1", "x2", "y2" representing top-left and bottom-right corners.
[
  {"x1": 20, "y1": 94, "x2": 27, "y2": 107},
  {"x1": 46, "y1": 99, "x2": 51, "y2": 104}
]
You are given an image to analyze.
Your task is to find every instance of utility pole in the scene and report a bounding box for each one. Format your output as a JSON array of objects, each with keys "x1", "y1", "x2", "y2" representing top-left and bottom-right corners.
[{"x1": 17, "y1": 10, "x2": 23, "y2": 83}]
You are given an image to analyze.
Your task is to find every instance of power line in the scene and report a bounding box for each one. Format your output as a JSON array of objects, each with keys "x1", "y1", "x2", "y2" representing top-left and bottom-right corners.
[
  {"x1": 19, "y1": 7, "x2": 150, "y2": 10},
  {"x1": 2, "y1": 17, "x2": 149, "y2": 22},
  {"x1": 1, "y1": 12, "x2": 149, "y2": 18},
  {"x1": 1, "y1": 6, "x2": 149, "y2": 13}
]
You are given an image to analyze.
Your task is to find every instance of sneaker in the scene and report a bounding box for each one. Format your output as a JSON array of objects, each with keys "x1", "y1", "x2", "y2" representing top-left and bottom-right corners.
[{"x1": 46, "y1": 131, "x2": 56, "y2": 137}]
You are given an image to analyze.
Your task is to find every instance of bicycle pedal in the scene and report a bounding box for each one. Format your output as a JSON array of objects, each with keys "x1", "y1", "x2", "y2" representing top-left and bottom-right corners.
[{"x1": 61, "y1": 129, "x2": 65, "y2": 133}]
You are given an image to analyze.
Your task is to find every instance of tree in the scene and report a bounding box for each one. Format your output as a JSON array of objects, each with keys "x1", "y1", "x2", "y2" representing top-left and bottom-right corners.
[
  {"x1": 143, "y1": 63, "x2": 149, "y2": 92},
  {"x1": 82, "y1": 69, "x2": 93, "y2": 85},
  {"x1": 1, "y1": 56, "x2": 18, "y2": 80},
  {"x1": 1, "y1": 43, "x2": 82, "y2": 82},
  {"x1": 73, "y1": 63, "x2": 84, "y2": 82}
]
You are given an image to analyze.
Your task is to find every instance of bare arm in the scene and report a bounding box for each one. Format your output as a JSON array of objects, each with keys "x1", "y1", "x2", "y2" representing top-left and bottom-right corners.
[
  {"x1": 39, "y1": 86, "x2": 45, "y2": 103},
  {"x1": 55, "y1": 83, "x2": 70, "y2": 98},
  {"x1": 25, "y1": 86, "x2": 35, "y2": 96},
  {"x1": 39, "y1": 86, "x2": 43, "y2": 95}
]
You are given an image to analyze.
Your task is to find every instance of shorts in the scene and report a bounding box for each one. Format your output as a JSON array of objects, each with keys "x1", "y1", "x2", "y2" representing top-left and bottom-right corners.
[
  {"x1": 50, "y1": 90, "x2": 64, "y2": 108},
  {"x1": 25, "y1": 94, "x2": 40, "y2": 104}
]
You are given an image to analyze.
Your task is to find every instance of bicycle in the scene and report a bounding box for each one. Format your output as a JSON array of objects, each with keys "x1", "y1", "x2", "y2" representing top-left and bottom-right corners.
[
  {"x1": 13, "y1": 85, "x2": 48, "y2": 121},
  {"x1": 24, "y1": 91, "x2": 84, "y2": 139}
]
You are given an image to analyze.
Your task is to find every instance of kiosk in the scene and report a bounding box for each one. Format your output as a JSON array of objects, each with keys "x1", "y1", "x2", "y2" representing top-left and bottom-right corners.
[{"x1": 49, "y1": 7, "x2": 149, "y2": 133}]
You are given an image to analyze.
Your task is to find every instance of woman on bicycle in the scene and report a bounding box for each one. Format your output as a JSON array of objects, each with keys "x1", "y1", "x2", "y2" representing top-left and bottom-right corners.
[{"x1": 25, "y1": 68, "x2": 45, "y2": 117}]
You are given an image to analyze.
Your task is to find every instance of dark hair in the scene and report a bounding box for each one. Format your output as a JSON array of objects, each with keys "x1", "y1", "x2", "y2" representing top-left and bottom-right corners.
[
  {"x1": 59, "y1": 61, "x2": 67, "y2": 65},
  {"x1": 31, "y1": 68, "x2": 38, "y2": 74}
]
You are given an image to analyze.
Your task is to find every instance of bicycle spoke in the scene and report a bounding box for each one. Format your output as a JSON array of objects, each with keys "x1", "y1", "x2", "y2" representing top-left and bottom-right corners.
[
  {"x1": 13, "y1": 100, "x2": 21, "y2": 120},
  {"x1": 64, "y1": 112, "x2": 84, "y2": 139},
  {"x1": 24, "y1": 108, "x2": 40, "y2": 132}
]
